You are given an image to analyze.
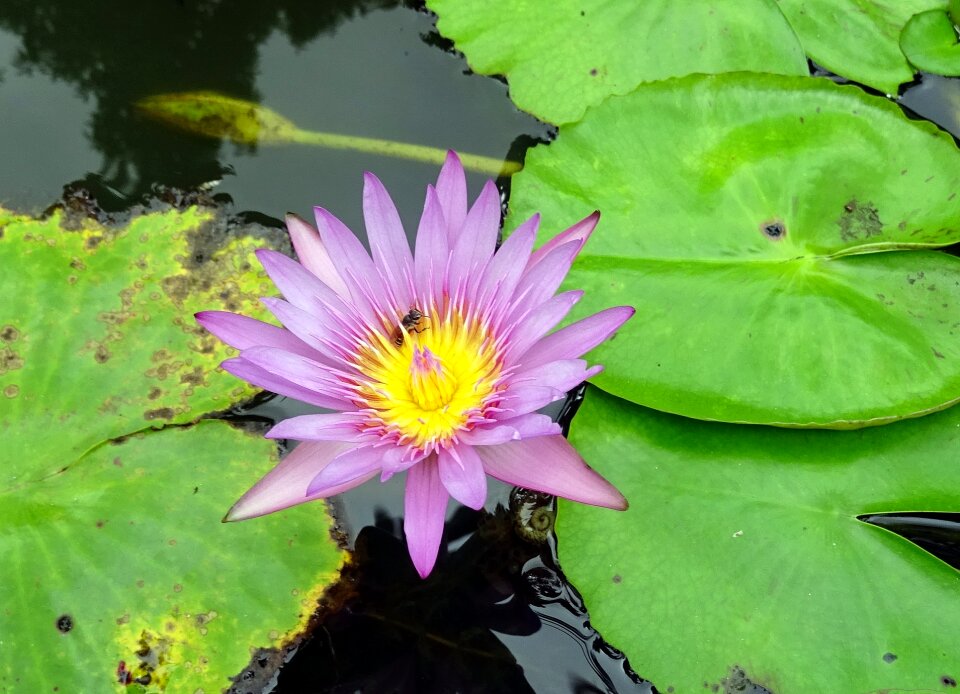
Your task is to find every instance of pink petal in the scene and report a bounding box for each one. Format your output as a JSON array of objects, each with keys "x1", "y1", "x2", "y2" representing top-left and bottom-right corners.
[
  {"x1": 224, "y1": 441, "x2": 366, "y2": 521},
  {"x1": 498, "y1": 384, "x2": 567, "y2": 416},
  {"x1": 256, "y1": 248, "x2": 342, "y2": 316},
  {"x1": 448, "y1": 180, "x2": 501, "y2": 283},
  {"x1": 517, "y1": 306, "x2": 635, "y2": 370},
  {"x1": 435, "y1": 150, "x2": 467, "y2": 242},
  {"x1": 195, "y1": 311, "x2": 318, "y2": 359},
  {"x1": 527, "y1": 211, "x2": 598, "y2": 270},
  {"x1": 458, "y1": 413, "x2": 560, "y2": 445},
  {"x1": 477, "y1": 435, "x2": 627, "y2": 510},
  {"x1": 363, "y1": 172, "x2": 415, "y2": 307},
  {"x1": 510, "y1": 240, "x2": 580, "y2": 315},
  {"x1": 403, "y1": 457, "x2": 449, "y2": 578},
  {"x1": 314, "y1": 206, "x2": 391, "y2": 315},
  {"x1": 414, "y1": 186, "x2": 449, "y2": 303},
  {"x1": 266, "y1": 413, "x2": 366, "y2": 441},
  {"x1": 285, "y1": 213, "x2": 350, "y2": 297},
  {"x1": 306, "y1": 445, "x2": 385, "y2": 496},
  {"x1": 437, "y1": 445, "x2": 487, "y2": 510},
  {"x1": 236, "y1": 346, "x2": 357, "y2": 404},
  {"x1": 474, "y1": 213, "x2": 539, "y2": 311},
  {"x1": 512, "y1": 359, "x2": 603, "y2": 393},
  {"x1": 221, "y1": 358, "x2": 350, "y2": 410},
  {"x1": 260, "y1": 297, "x2": 357, "y2": 366},
  {"x1": 503, "y1": 290, "x2": 584, "y2": 364}
]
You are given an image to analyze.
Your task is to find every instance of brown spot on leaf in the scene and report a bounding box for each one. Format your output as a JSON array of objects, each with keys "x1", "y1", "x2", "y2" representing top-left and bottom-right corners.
[
  {"x1": 0, "y1": 347, "x2": 24, "y2": 374},
  {"x1": 759, "y1": 219, "x2": 786, "y2": 240},
  {"x1": 0, "y1": 325, "x2": 18, "y2": 342},
  {"x1": 69, "y1": 257, "x2": 86, "y2": 271},
  {"x1": 933, "y1": 347, "x2": 946, "y2": 359},
  {"x1": 94, "y1": 344, "x2": 111, "y2": 363},
  {"x1": 838, "y1": 199, "x2": 882, "y2": 241},
  {"x1": 148, "y1": 387, "x2": 162, "y2": 400},
  {"x1": 144, "y1": 407, "x2": 175, "y2": 421},
  {"x1": 3, "y1": 384, "x2": 19, "y2": 398}
]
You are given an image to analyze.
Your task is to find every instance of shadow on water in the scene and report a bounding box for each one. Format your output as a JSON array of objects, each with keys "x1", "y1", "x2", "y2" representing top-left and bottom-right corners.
[
  {"x1": 0, "y1": 0, "x2": 397, "y2": 208},
  {"x1": 5, "y1": 2, "x2": 960, "y2": 692}
]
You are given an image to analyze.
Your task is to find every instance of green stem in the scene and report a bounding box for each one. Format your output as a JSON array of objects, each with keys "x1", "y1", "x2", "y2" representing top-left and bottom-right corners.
[{"x1": 291, "y1": 128, "x2": 521, "y2": 177}]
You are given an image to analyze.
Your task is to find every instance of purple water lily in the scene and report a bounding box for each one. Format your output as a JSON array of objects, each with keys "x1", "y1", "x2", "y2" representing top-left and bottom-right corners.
[{"x1": 197, "y1": 152, "x2": 632, "y2": 577}]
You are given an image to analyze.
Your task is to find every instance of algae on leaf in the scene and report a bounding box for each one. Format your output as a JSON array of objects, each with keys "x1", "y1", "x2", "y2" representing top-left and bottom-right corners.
[
  {"x1": 0, "y1": 204, "x2": 346, "y2": 692},
  {"x1": 428, "y1": 0, "x2": 807, "y2": 124},
  {"x1": 0, "y1": 204, "x2": 282, "y2": 485},
  {"x1": 558, "y1": 387, "x2": 960, "y2": 694},
  {"x1": 508, "y1": 73, "x2": 960, "y2": 427},
  {"x1": 3, "y1": 422, "x2": 345, "y2": 693}
]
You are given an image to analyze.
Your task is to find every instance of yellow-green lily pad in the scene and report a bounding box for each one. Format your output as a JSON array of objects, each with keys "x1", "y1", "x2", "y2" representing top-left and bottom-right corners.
[
  {"x1": 0, "y1": 204, "x2": 346, "y2": 691},
  {"x1": 0, "y1": 204, "x2": 280, "y2": 486},
  {"x1": 2, "y1": 421, "x2": 345, "y2": 692}
]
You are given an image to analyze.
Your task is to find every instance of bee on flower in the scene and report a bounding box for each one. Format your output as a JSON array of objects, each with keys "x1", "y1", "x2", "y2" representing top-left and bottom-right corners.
[{"x1": 196, "y1": 152, "x2": 632, "y2": 578}]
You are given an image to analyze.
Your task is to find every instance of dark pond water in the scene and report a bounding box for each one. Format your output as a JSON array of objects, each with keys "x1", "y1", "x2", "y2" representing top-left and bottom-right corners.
[{"x1": 3, "y1": 2, "x2": 958, "y2": 692}]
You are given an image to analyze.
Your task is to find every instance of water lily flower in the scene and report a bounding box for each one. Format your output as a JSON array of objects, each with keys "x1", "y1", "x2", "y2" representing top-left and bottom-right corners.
[{"x1": 196, "y1": 152, "x2": 632, "y2": 578}]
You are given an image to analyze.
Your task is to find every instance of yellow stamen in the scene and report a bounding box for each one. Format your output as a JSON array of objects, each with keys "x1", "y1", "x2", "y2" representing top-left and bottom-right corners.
[{"x1": 354, "y1": 304, "x2": 501, "y2": 451}]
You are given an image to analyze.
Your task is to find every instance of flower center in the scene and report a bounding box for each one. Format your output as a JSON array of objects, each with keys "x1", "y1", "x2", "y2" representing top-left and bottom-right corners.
[{"x1": 354, "y1": 305, "x2": 502, "y2": 452}]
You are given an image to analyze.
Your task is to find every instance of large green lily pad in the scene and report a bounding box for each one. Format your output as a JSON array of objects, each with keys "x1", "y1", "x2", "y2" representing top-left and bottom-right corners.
[
  {"x1": 558, "y1": 387, "x2": 960, "y2": 693},
  {"x1": 509, "y1": 73, "x2": 960, "y2": 427},
  {"x1": 2, "y1": 421, "x2": 346, "y2": 692},
  {"x1": 0, "y1": 204, "x2": 281, "y2": 485},
  {"x1": 776, "y1": 0, "x2": 943, "y2": 93},
  {"x1": 0, "y1": 204, "x2": 346, "y2": 690},
  {"x1": 427, "y1": 0, "x2": 808, "y2": 124},
  {"x1": 900, "y1": 9, "x2": 960, "y2": 76}
]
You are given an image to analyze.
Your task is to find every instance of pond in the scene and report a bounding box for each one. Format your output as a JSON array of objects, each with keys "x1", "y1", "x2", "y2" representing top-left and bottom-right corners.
[{"x1": 2, "y1": 1, "x2": 960, "y2": 693}]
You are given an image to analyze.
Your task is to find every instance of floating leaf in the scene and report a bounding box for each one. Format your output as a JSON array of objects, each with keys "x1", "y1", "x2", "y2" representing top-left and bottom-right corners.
[
  {"x1": 137, "y1": 92, "x2": 519, "y2": 176},
  {"x1": 0, "y1": 204, "x2": 345, "y2": 691},
  {"x1": 508, "y1": 73, "x2": 960, "y2": 427},
  {"x1": 901, "y1": 9, "x2": 960, "y2": 76},
  {"x1": 2, "y1": 421, "x2": 345, "y2": 692},
  {"x1": 776, "y1": 0, "x2": 942, "y2": 93},
  {"x1": 557, "y1": 387, "x2": 960, "y2": 693},
  {"x1": 0, "y1": 204, "x2": 283, "y2": 484},
  {"x1": 427, "y1": 0, "x2": 807, "y2": 124}
]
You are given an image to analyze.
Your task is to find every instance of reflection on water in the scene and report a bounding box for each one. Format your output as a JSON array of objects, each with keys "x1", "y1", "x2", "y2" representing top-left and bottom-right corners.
[
  {"x1": 0, "y1": 0, "x2": 549, "y2": 227},
  {"x1": 0, "y1": 1, "x2": 633, "y2": 692}
]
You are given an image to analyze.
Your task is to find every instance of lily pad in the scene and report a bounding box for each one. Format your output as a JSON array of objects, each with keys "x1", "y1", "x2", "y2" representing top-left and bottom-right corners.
[
  {"x1": 557, "y1": 387, "x2": 960, "y2": 693},
  {"x1": 776, "y1": 0, "x2": 942, "y2": 93},
  {"x1": 901, "y1": 9, "x2": 960, "y2": 76},
  {"x1": 0, "y1": 204, "x2": 283, "y2": 485},
  {"x1": 2, "y1": 421, "x2": 346, "y2": 692},
  {"x1": 427, "y1": 0, "x2": 808, "y2": 124},
  {"x1": 509, "y1": 73, "x2": 960, "y2": 427},
  {"x1": 0, "y1": 203, "x2": 345, "y2": 691}
]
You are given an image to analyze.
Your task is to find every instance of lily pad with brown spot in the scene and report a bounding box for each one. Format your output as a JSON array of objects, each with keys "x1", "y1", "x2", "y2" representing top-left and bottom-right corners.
[
  {"x1": 0, "y1": 202, "x2": 285, "y2": 486},
  {"x1": 558, "y1": 387, "x2": 960, "y2": 693},
  {"x1": 1, "y1": 420, "x2": 346, "y2": 693},
  {"x1": 427, "y1": 0, "x2": 808, "y2": 124},
  {"x1": 509, "y1": 73, "x2": 960, "y2": 427}
]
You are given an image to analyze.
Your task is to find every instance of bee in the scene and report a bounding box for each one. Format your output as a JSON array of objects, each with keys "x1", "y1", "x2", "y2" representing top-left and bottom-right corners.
[{"x1": 394, "y1": 307, "x2": 429, "y2": 346}]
